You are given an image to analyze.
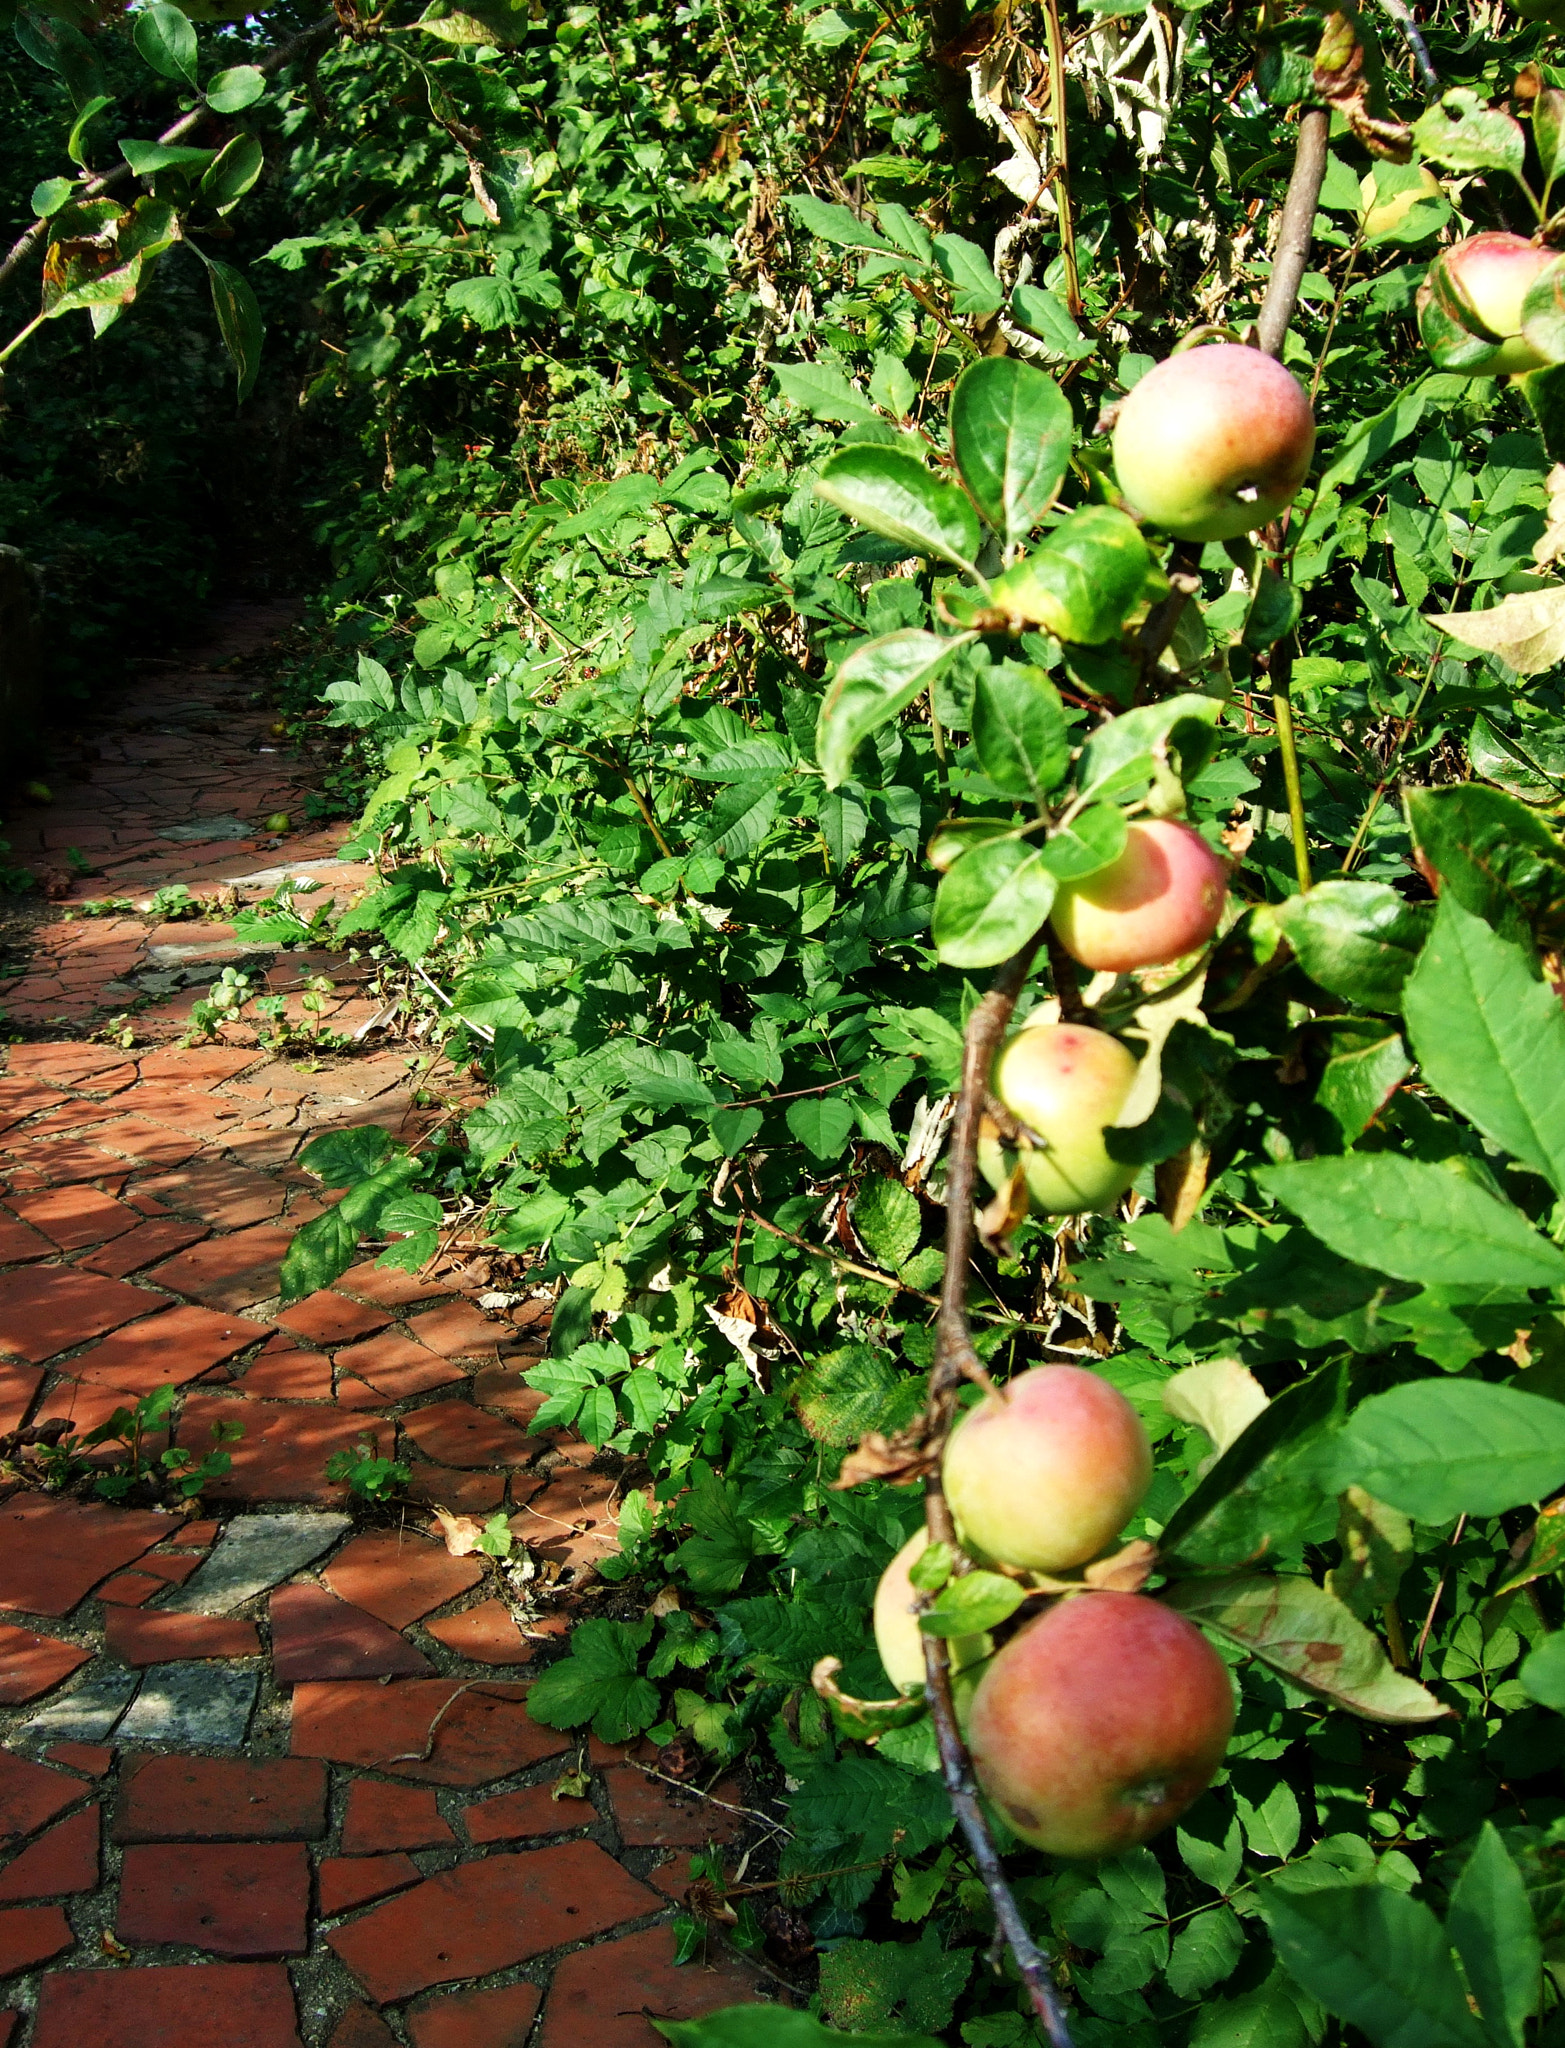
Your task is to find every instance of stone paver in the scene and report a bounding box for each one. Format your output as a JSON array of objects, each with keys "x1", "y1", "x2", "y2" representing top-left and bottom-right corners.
[{"x1": 0, "y1": 610, "x2": 784, "y2": 2045}]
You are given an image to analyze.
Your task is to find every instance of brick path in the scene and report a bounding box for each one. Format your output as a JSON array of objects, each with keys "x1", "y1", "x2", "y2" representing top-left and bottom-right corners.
[{"x1": 0, "y1": 609, "x2": 775, "y2": 2046}]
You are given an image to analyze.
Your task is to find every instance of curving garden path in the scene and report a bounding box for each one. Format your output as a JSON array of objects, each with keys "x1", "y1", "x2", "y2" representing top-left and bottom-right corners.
[{"x1": 0, "y1": 608, "x2": 776, "y2": 2048}]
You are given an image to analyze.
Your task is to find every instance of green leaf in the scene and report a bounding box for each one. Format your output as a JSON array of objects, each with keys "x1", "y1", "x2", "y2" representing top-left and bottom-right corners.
[
  {"x1": 1260, "y1": 1881, "x2": 1486, "y2": 2048},
  {"x1": 1402, "y1": 890, "x2": 1565, "y2": 1194},
  {"x1": 654, "y1": 2007, "x2": 941, "y2": 2048},
  {"x1": 786, "y1": 1095, "x2": 857, "y2": 1160},
  {"x1": 711, "y1": 1107, "x2": 763, "y2": 1157},
  {"x1": 919, "y1": 1571, "x2": 1025, "y2": 1635},
  {"x1": 986, "y1": 505, "x2": 1153, "y2": 645},
  {"x1": 206, "y1": 64, "x2": 266, "y2": 112},
  {"x1": 774, "y1": 362, "x2": 881, "y2": 426},
  {"x1": 525, "y1": 1616, "x2": 659, "y2": 1741},
  {"x1": 817, "y1": 629, "x2": 972, "y2": 790},
  {"x1": 1407, "y1": 785, "x2": 1565, "y2": 943},
  {"x1": 1413, "y1": 88, "x2": 1526, "y2": 180},
  {"x1": 853, "y1": 1177, "x2": 922, "y2": 1271},
  {"x1": 1274, "y1": 880, "x2": 1430, "y2": 1012},
  {"x1": 1190, "y1": 1973, "x2": 1317, "y2": 2048},
  {"x1": 1257, "y1": 1154, "x2": 1565, "y2": 1292},
  {"x1": 1448, "y1": 1822, "x2": 1540, "y2": 2048},
  {"x1": 931, "y1": 835, "x2": 1056, "y2": 970},
  {"x1": 932, "y1": 233, "x2": 1002, "y2": 317},
  {"x1": 1165, "y1": 1906, "x2": 1245, "y2": 1998},
  {"x1": 1467, "y1": 714, "x2": 1565, "y2": 806},
  {"x1": 133, "y1": 1, "x2": 198, "y2": 85},
  {"x1": 201, "y1": 133, "x2": 264, "y2": 213},
  {"x1": 814, "y1": 447, "x2": 983, "y2": 574},
  {"x1": 1077, "y1": 692, "x2": 1223, "y2": 799},
  {"x1": 1316, "y1": 1030, "x2": 1412, "y2": 1146},
  {"x1": 971, "y1": 663, "x2": 1069, "y2": 801},
  {"x1": 200, "y1": 255, "x2": 264, "y2": 401},
  {"x1": 1038, "y1": 802, "x2": 1128, "y2": 882},
  {"x1": 794, "y1": 1343, "x2": 916, "y2": 1445},
  {"x1": 65, "y1": 95, "x2": 112, "y2": 169},
  {"x1": 787, "y1": 194, "x2": 889, "y2": 251},
  {"x1": 1519, "y1": 1629, "x2": 1565, "y2": 1711},
  {"x1": 948, "y1": 357, "x2": 1072, "y2": 546},
  {"x1": 120, "y1": 138, "x2": 215, "y2": 177},
  {"x1": 1009, "y1": 280, "x2": 1095, "y2": 361},
  {"x1": 669, "y1": 1470, "x2": 779, "y2": 1593},
  {"x1": 31, "y1": 176, "x2": 75, "y2": 217},
  {"x1": 1164, "y1": 1576, "x2": 1445, "y2": 1721},
  {"x1": 298, "y1": 1125, "x2": 396, "y2": 1185},
  {"x1": 1317, "y1": 1379, "x2": 1565, "y2": 1523},
  {"x1": 278, "y1": 1205, "x2": 359, "y2": 1304}
]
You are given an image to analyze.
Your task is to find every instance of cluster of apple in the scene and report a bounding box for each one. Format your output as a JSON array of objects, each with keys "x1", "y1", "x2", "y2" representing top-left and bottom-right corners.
[{"x1": 875, "y1": 1367, "x2": 1235, "y2": 1858}]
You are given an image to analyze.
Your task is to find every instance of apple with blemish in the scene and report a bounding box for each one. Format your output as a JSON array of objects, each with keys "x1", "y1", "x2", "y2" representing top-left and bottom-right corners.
[
  {"x1": 942, "y1": 1364, "x2": 1152, "y2": 1574},
  {"x1": 979, "y1": 1021, "x2": 1140, "y2": 1216},
  {"x1": 1419, "y1": 233, "x2": 1561, "y2": 376},
  {"x1": 1111, "y1": 343, "x2": 1316, "y2": 542},
  {"x1": 1050, "y1": 819, "x2": 1228, "y2": 973},
  {"x1": 967, "y1": 1591, "x2": 1235, "y2": 1858}
]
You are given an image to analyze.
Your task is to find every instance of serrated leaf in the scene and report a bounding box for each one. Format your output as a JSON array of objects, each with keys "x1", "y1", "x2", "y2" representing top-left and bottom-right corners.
[
  {"x1": 1408, "y1": 784, "x2": 1565, "y2": 943},
  {"x1": 971, "y1": 663, "x2": 1069, "y2": 801},
  {"x1": 815, "y1": 446, "x2": 983, "y2": 573},
  {"x1": 931, "y1": 835, "x2": 1056, "y2": 969},
  {"x1": 654, "y1": 2007, "x2": 941, "y2": 2048},
  {"x1": 1274, "y1": 880, "x2": 1430, "y2": 1013},
  {"x1": 932, "y1": 233, "x2": 1002, "y2": 316},
  {"x1": 525, "y1": 1616, "x2": 659, "y2": 1741},
  {"x1": 1413, "y1": 89, "x2": 1526, "y2": 179},
  {"x1": 786, "y1": 1094, "x2": 857, "y2": 1160},
  {"x1": 948, "y1": 356, "x2": 1072, "y2": 546},
  {"x1": 817, "y1": 630, "x2": 972, "y2": 790},
  {"x1": 1317, "y1": 1378, "x2": 1565, "y2": 1522},
  {"x1": 920, "y1": 1570, "x2": 1026, "y2": 1635},
  {"x1": 1260, "y1": 1881, "x2": 1486, "y2": 2048},
  {"x1": 1258, "y1": 1154, "x2": 1565, "y2": 1292},
  {"x1": 1165, "y1": 1575, "x2": 1445, "y2": 1721},
  {"x1": 774, "y1": 362, "x2": 881, "y2": 425},
  {"x1": 1448, "y1": 1821, "x2": 1541, "y2": 2048},
  {"x1": 853, "y1": 1177, "x2": 922, "y2": 1271}
]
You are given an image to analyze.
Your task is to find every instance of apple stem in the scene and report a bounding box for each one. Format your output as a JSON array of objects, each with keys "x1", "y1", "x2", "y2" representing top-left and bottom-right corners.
[{"x1": 919, "y1": 929, "x2": 1077, "y2": 2048}]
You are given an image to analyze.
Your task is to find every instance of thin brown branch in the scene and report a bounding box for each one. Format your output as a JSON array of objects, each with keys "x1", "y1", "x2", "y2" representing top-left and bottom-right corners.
[
  {"x1": 1135, "y1": 543, "x2": 1203, "y2": 696},
  {"x1": 1256, "y1": 107, "x2": 1329, "y2": 359},
  {"x1": 1043, "y1": 926, "x2": 1088, "y2": 1025},
  {"x1": 0, "y1": 14, "x2": 337, "y2": 300}
]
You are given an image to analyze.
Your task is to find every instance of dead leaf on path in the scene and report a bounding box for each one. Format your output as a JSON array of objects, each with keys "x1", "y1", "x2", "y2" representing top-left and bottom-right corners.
[
  {"x1": 429, "y1": 1504, "x2": 487, "y2": 1556},
  {"x1": 1432, "y1": 584, "x2": 1565, "y2": 675}
]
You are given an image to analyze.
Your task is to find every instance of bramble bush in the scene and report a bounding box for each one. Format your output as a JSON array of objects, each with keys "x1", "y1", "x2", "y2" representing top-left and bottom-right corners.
[{"x1": 11, "y1": 0, "x2": 1565, "y2": 2037}]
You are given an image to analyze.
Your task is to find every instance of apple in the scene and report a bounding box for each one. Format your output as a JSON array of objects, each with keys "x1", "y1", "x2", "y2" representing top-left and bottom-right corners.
[
  {"x1": 1111, "y1": 343, "x2": 1315, "y2": 543},
  {"x1": 942, "y1": 1365, "x2": 1152, "y2": 1573},
  {"x1": 1050, "y1": 819, "x2": 1228, "y2": 973},
  {"x1": 981, "y1": 1022, "x2": 1140, "y2": 1215},
  {"x1": 967, "y1": 1591, "x2": 1235, "y2": 1858},
  {"x1": 874, "y1": 1529, "x2": 993, "y2": 1694},
  {"x1": 1418, "y1": 233, "x2": 1561, "y2": 376},
  {"x1": 1359, "y1": 165, "x2": 1442, "y2": 242}
]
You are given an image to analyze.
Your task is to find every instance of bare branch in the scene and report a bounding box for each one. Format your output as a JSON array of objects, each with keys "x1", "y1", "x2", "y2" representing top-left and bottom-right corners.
[{"x1": 1256, "y1": 107, "x2": 1330, "y2": 359}]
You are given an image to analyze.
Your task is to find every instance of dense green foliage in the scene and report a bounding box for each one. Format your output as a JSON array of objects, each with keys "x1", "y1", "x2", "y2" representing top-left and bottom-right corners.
[{"x1": 13, "y1": 0, "x2": 1565, "y2": 2038}]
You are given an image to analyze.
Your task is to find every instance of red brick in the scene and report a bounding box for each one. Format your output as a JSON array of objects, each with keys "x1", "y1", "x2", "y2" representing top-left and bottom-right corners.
[
  {"x1": 145, "y1": 1225, "x2": 294, "y2": 1311},
  {"x1": 169, "y1": 1517, "x2": 220, "y2": 1548},
  {"x1": 406, "y1": 1303, "x2": 505, "y2": 1360},
  {"x1": 238, "y1": 1348, "x2": 333, "y2": 1401},
  {"x1": 114, "y1": 1757, "x2": 327, "y2": 1845},
  {"x1": 515, "y1": 1472, "x2": 628, "y2": 1572},
  {"x1": 328, "y1": 1842, "x2": 660, "y2": 2003},
  {"x1": 137, "y1": 1551, "x2": 204, "y2": 1585},
  {"x1": 402, "y1": 1400, "x2": 533, "y2": 1470},
  {"x1": 0, "y1": 1804, "x2": 98, "y2": 1902},
  {"x1": 43, "y1": 1744, "x2": 112, "y2": 1777},
  {"x1": 409, "y1": 1982, "x2": 542, "y2": 2048},
  {"x1": 291, "y1": 1679, "x2": 566, "y2": 1786},
  {"x1": 328, "y1": 2001, "x2": 400, "y2": 2047},
  {"x1": 462, "y1": 1782, "x2": 581, "y2": 1844},
  {"x1": 33, "y1": 1379, "x2": 153, "y2": 1436},
  {"x1": 0, "y1": 1903, "x2": 73, "y2": 1974},
  {"x1": 77, "y1": 1217, "x2": 208, "y2": 1278},
  {"x1": 0, "y1": 2010, "x2": 14, "y2": 2048},
  {"x1": 535, "y1": 1924, "x2": 773, "y2": 2048},
  {"x1": 30, "y1": 1962, "x2": 303, "y2": 2048},
  {"x1": 0, "y1": 1493, "x2": 169, "y2": 1615},
  {"x1": 322, "y1": 1530, "x2": 482, "y2": 1628},
  {"x1": 340, "y1": 1780, "x2": 452, "y2": 1855},
  {"x1": 0, "y1": 1362, "x2": 42, "y2": 1433},
  {"x1": 425, "y1": 1601, "x2": 534, "y2": 1667},
  {"x1": 142, "y1": 1047, "x2": 261, "y2": 1085},
  {"x1": 335, "y1": 1262, "x2": 458, "y2": 1309},
  {"x1": 71, "y1": 1302, "x2": 267, "y2": 1394},
  {"x1": 6, "y1": 1045, "x2": 130, "y2": 1087},
  {"x1": 8, "y1": 1185, "x2": 138, "y2": 1251},
  {"x1": 647, "y1": 1850, "x2": 699, "y2": 1901},
  {"x1": 407, "y1": 1469, "x2": 509, "y2": 1514},
  {"x1": 0, "y1": 1623, "x2": 91, "y2": 1704},
  {"x1": 18, "y1": 1100, "x2": 128, "y2": 1139},
  {"x1": 0, "y1": 1211, "x2": 52, "y2": 1264},
  {"x1": 103, "y1": 1607, "x2": 261, "y2": 1667},
  {"x1": 603, "y1": 1768, "x2": 744, "y2": 1849},
  {"x1": 117, "y1": 1083, "x2": 249, "y2": 1141},
  {"x1": 471, "y1": 1366, "x2": 547, "y2": 1425},
  {"x1": 96, "y1": 1572, "x2": 164, "y2": 1607},
  {"x1": 178, "y1": 1394, "x2": 394, "y2": 1503},
  {"x1": 138, "y1": 1159, "x2": 287, "y2": 1229},
  {"x1": 91, "y1": 1116, "x2": 203, "y2": 1169},
  {"x1": 336, "y1": 1333, "x2": 462, "y2": 1407},
  {"x1": 269, "y1": 1585, "x2": 431, "y2": 1684},
  {"x1": 275, "y1": 1291, "x2": 390, "y2": 1346},
  {"x1": 118, "y1": 1841, "x2": 311, "y2": 1956},
  {"x1": 0, "y1": 1078, "x2": 68, "y2": 1129},
  {"x1": 0, "y1": 1266, "x2": 160, "y2": 1364}
]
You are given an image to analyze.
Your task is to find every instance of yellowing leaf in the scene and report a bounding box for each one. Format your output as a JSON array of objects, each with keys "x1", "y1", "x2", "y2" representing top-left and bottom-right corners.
[{"x1": 1431, "y1": 585, "x2": 1565, "y2": 675}]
